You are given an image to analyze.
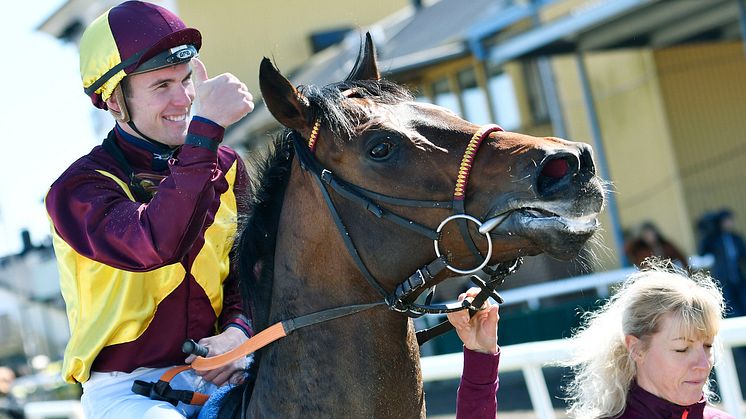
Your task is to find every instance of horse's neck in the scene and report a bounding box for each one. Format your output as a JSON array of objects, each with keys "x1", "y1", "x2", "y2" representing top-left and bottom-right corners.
[{"x1": 249, "y1": 164, "x2": 425, "y2": 417}]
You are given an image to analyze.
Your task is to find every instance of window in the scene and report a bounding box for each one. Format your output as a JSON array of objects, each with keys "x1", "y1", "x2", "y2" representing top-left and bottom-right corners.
[
  {"x1": 523, "y1": 59, "x2": 550, "y2": 125},
  {"x1": 457, "y1": 68, "x2": 491, "y2": 125},
  {"x1": 432, "y1": 78, "x2": 460, "y2": 115},
  {"x1": 486, "y1": 64, "x2": 521, "y2": 130}
]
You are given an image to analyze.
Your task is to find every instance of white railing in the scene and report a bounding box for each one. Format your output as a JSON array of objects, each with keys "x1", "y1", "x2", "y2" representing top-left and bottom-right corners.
[
  {"x1": 422, "y1": 315, "x2": 746, "y2": 419},
  {"x1": 495, "y1": 267, "x2": 637, "y2": 310},
  {"x1": 417, "y1": 267, "x2": 638, "y2": 358},
  {"x1": 19, "y1": 267, "x2": 743, "y2": 418},
  {"x1": 19, "y1": 318, "x2": 745, "y2": 418}
]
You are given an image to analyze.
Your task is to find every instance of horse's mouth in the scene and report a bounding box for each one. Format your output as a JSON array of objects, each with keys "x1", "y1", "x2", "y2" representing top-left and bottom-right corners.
[{"x1": 480, "y1": 207, "x2": 600, "y2": 260}]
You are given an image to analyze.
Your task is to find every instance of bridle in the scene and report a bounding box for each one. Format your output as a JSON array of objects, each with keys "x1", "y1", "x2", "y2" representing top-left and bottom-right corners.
[
  {"x1": 135, "y1": 118, "x2": 525, "y2": 408},
  {"x1": 206, "y1": 118, "x2": 524, "y2": 360},
  {"x1": 295, "y1": 119, "x2": 522, "y2": 320}
]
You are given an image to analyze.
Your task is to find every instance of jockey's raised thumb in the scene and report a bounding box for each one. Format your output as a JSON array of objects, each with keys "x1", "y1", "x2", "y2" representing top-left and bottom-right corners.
[
  {"x1": 192, "y1": 58, "x2": 208, "y2": 88},
  {"x1": 190, "y1": 57, "x2": 253, "y2": 127},
  {"x1": 190, "y1": 58, "x2": 208, "y2": 119}
]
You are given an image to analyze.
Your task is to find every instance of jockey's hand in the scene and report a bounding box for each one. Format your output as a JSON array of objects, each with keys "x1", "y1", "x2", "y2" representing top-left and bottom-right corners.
[
  {"x1": 184, "y1": 327, "x2": 248, "y2": 386},
  {"x1": 446, "y1": 287, "x2": 499, "y2": 355},
  {"x1": 190, "y1": 58, "x2": 254, "y2": 128}
]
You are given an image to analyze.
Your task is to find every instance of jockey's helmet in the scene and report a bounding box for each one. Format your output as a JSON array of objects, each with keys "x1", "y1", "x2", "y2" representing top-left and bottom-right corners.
[{"x1": 79, "y1": 1, "x2": 201, "y2": 110}]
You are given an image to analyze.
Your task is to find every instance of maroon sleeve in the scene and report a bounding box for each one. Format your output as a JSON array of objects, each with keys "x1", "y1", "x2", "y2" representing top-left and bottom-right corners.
[
  {"x1": 45, "y1": 121, "x2": 224, "y2": 271},
  {"x1": 456, "y1": 347, "x2": 499, "y2": 419},
  {"x1": 218, "y1": 153, "x2": 253, "y2": 336}
]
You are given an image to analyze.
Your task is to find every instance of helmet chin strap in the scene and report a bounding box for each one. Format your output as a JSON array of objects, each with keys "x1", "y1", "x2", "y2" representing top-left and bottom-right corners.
[
  {"x1": 126, "y1": 120, "x2": 163, "y2": 146},
  {"x1": 109, "y1": 86, "x2": 131, "y2": 123}
]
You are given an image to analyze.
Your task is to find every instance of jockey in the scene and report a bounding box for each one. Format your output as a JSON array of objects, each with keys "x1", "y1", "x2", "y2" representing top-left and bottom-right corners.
[{"x1": 45, "y1": 1, "x2": 254, "y2": 417}]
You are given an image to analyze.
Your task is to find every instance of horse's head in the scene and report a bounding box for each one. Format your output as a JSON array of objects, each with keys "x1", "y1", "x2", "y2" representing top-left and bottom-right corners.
[{"x1": 259, "y1": 34, "x2": 604, "y2": 289}]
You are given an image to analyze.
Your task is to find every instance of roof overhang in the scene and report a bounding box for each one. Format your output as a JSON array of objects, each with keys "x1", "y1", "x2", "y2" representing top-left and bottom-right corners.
[
  {"x1": 384, "y1": 42, "x2": 469, "y2": 74},
  {"x1": 480, "y1": 0, "x2": 743, "y2": 66},
  {"x1": 38, "y1": 0, "x2": 178, "y2": 42},
  {"x1": 37, "y1": 0, "x2": 121, "y2": 42}
]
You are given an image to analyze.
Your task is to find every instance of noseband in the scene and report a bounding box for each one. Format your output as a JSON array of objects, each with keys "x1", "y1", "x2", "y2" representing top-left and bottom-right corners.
[{"x1": 294, "y1": 120, "x2": 521, "y2": 321}]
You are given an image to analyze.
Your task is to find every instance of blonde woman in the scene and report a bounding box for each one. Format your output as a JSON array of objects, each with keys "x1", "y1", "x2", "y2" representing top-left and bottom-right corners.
[{"x1": 563, "y1": 261, "x2": 734, "y2": 419}]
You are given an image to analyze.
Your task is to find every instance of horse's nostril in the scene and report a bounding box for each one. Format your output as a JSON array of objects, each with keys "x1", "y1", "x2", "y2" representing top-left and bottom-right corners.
[
  {"x1": 536, "y1": 154, "x2": 578, "y2": 197},
  {"x1": 541, "y1": 158, "x2": 569, "y2": 179},
  {"x1": 579, "y1": 145, "x2": 596, "y2": 179}
]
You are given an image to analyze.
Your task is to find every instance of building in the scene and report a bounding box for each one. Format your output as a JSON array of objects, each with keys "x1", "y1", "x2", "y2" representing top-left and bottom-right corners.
[
  {"x1": 0, "y1": 237, "x2": 69, "y2": 372},
  {"x1": 228, "y1": 0, "x2": 746, "y2": 279},
  {"x1": 38, "y1": 0, "x2": 746, "y2": 281}
]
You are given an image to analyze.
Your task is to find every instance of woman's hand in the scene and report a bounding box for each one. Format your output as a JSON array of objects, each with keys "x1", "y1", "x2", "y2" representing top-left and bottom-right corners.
[{"x1": 446, "y1": 287, "x2": 499, "y2": 354}]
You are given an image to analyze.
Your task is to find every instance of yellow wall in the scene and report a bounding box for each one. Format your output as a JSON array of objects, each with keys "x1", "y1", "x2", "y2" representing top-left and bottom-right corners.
[
  {"x1": 176, "y1": 0, "x2": 410, "y2": 99},
  {"x1": 654, "y1": 41, "x2": 746, "y2": 242},
  {"x1": 553, "y1": 48, "x2": 694, "y2": 269}
]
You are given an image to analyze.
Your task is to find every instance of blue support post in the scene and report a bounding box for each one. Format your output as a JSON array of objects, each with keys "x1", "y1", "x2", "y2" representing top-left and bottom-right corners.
[
  {"x1": 537, "y1": 57, "x2": 567, "y2": 139},
  {"x1": 575, "y1": 52, "x2": 628, "y2": 267},
  {"x1": 738, "y1": 0, "x2": 746, "y2": 57}
]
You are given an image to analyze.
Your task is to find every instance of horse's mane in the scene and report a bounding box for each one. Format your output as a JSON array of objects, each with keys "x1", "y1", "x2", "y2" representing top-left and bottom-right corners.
[
  {"x1": 215, "y1": 133, "x2": 295, "y2": 418},
  {"x1": 299, "y1": 77, "x2": 413, "y2": 140},
  {"x1": 218, "y1": 77, "x2": 413, "y2": 417}
]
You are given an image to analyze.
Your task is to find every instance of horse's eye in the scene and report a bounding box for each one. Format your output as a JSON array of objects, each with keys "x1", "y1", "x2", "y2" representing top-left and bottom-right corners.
[{"x1": 369, "y1": 141, "x2": 394, "y2": 160}]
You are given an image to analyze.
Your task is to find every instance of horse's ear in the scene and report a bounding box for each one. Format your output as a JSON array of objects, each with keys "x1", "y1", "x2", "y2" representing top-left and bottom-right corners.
[
  {"x1": 259, "y1": 57, "x2": 313, "y2": 131},
  {"x1": 346, "y1": 32, "x2": 380, "y2": 81}
]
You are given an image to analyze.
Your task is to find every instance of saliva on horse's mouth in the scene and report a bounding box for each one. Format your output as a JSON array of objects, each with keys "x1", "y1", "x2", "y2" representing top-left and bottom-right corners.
[
  {"x1": 480, "y1": 208, "x2": 558, "y2": 233},
  {"x1": 480, "y1": 208, "x2": 599, "y2": 236}
]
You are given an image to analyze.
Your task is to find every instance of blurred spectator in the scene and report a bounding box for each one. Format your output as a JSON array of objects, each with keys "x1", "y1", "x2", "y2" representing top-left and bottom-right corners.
[
  {"x1": 697, "y1": 211, "x2": 720, "y2": 241},
  {"x1": 699, "y1": 209, "x2": 746, "y2": 317},
  {"x1": 624, "y1": 221, "x2": 689, "y2": 270},
  {"x1": 0, "y1": 366, "x2": 22, "y2": 419},
  {"x1": 0, "y1": 367, "x2": 13, "y2": 395}
]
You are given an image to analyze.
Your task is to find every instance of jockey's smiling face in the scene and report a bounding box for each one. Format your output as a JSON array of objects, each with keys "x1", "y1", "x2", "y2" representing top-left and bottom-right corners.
[{"x1": 109, "y1": 63, "x2": 196, "y2": 147}]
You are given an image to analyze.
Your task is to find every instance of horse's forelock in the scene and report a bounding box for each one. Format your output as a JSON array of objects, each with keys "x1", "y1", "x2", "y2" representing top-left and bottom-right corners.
[{"x1": 298, "y1": 79, "x2": 413, "y2": 142}]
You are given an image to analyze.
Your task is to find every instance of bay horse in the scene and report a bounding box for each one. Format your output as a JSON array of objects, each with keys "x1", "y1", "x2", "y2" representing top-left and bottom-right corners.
[{"x1": 217, "y1": 34, "x2": 604, "y2": 417}]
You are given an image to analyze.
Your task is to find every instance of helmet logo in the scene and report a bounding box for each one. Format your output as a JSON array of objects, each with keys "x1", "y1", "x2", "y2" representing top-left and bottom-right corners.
[
  {"x1": 167, "y1": 45, "x2": 196, "y2": 63},
  {"x1": 176, "y1": 49, "x2": 194, "y2": 60}
]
